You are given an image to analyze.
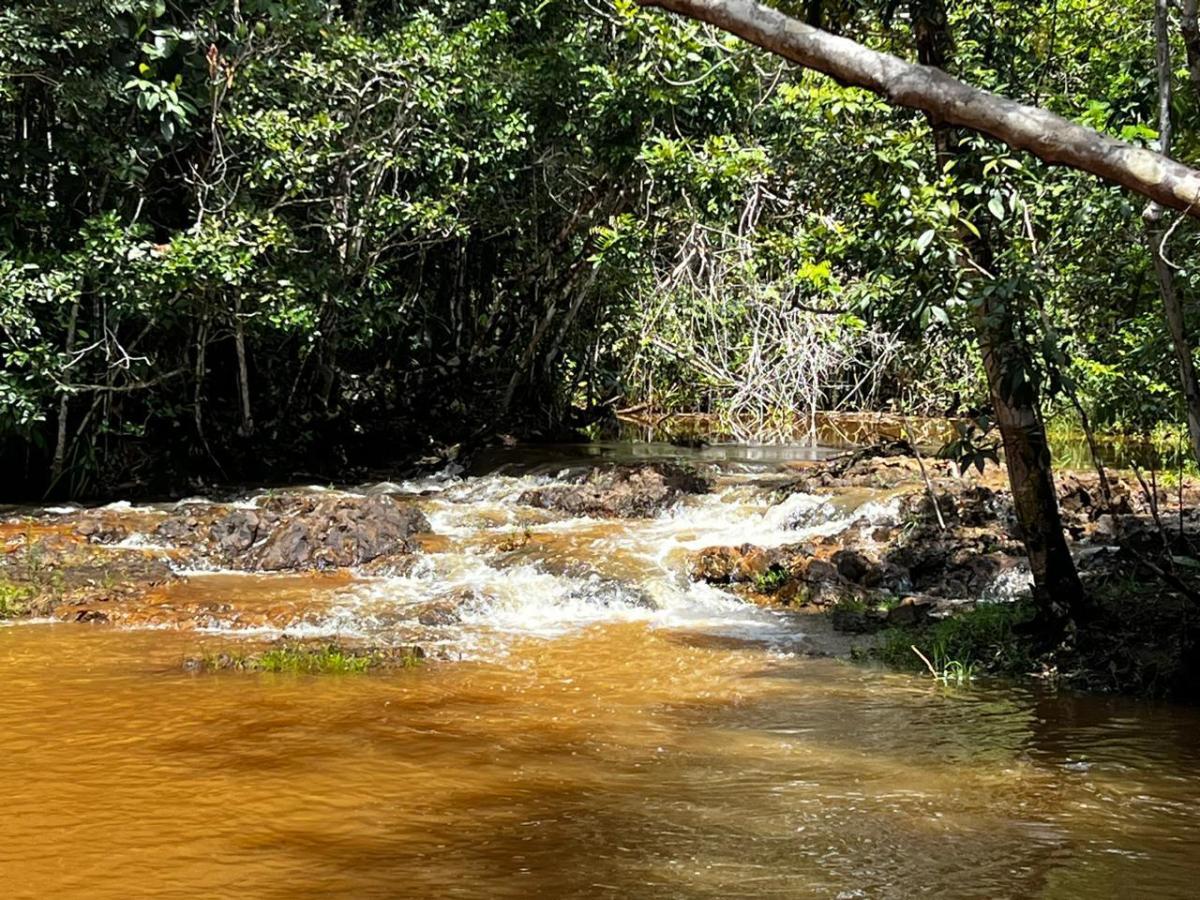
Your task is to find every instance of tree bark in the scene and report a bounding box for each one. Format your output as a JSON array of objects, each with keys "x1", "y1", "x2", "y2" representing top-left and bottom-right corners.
[
  {"x1": 908, "y1": 0, "x2": 1085, "y2": 626},
  {"x1": 1148, "y1": 0, "x2": 1200, "y2": 469},
  {"x1": 637, "y1": 0, "x2": 1200, "y2": 218},
  {"x1": 50, "y1": 295, "x2": 81, "y2": 487},
  {"x1": 233, "y1": 292, "x2": 254, "y2": 437}
]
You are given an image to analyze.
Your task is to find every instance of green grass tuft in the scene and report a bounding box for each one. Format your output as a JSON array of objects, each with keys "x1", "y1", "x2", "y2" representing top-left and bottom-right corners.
[
  {"x1": 257, "y1": 645, "x2": 374, "y2": 674},
  {"x1": 752, "y1": 564, "x2": 790, "y2": 593},
  {"x1": 868, "y1": 600, "x2": 1035, "y2": 680},
  {"x1": 190, "y1": 642, "x2": 424, "y2": 675}
]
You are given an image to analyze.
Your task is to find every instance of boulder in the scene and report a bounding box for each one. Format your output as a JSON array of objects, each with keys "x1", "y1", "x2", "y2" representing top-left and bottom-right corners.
[
  {"x1": 885, "y1": 595, "x2": 935, "y2": 626},
  {"x1": 519, "y1": 463, "x2": 709, "y2": 518},
  {"x1": 832, "y1": 548, "x2": 876, "y2": 585},
  {"x1": 155, "y1": 492, "x2": 430, "y2": 571},
  {"x1": 254, "y1": 494, "x2": 429, "y2": 570},
  {"x1": 409, "y1": 587, "x2": 489, "y2": 626},
  {"x1": 689, "y1": 543, "x2": 785, "y2": 584}
]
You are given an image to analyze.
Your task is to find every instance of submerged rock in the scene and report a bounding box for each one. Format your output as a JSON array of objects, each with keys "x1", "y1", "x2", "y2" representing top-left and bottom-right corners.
[
  {"x1": 0, "y1": 531, "x2": 177, "y2": 619},
  {"x1": 519, "y1": 463, "x2": 709, "y2": 518},
  {"x1": 408, "y1": 587, "x2": 489, "y2": 626}
]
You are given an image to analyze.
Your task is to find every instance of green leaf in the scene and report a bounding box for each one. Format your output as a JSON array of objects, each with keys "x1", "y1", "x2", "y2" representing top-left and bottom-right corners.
[{"x1": 987, "y1": 194, "x2": 1007, "y2": 221}]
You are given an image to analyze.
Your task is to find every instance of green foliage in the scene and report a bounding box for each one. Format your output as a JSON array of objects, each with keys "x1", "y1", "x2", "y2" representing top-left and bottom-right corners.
[
  {"x1": 255, "y1": 645, "x2": 374, "y2": 674},
  {"x1": 0, "y1": 579, "x2": 35, "y2": 619},
  {"x1": 752, "y1": 564, "x2": 789, "y2": 594},
  {"x1": 195, "y1": 642, "x2": 422, "y2": 674},
  {"x1": 871, "y1": 601, "x2": 1036, "y2": 678},
  {"x1": 0, "y1": 0, "x2": 1197, "y2": 495}
]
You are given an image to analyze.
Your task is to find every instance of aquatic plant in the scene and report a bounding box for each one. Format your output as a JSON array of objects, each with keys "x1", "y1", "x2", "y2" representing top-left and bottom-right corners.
[
  {"x1": 256, "y1": 645, "x2": 374, "y2": 674},
  {"x1": 912, "y1": 644, "x2": 977, "y2": 686},
  {"x1": 189, "y1": 643, "x2": 424, "y2": 675}
]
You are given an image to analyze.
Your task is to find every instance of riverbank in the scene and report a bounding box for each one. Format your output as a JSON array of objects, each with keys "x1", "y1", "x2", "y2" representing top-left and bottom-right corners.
[{"x1": 684, "y1": 442, "x2": 1200, "y2": 697}]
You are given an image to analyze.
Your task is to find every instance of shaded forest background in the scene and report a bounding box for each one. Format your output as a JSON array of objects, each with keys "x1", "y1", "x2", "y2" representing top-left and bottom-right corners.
[{"x1": 3, "y1": 0, "x2": 1198, "y2": 498}]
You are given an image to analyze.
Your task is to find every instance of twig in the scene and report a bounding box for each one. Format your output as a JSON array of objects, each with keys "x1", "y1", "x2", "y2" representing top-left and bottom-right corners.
[
  {"x1": 911, "y1": 645, "x2": 939, "y2": 678},
  {"x1": 903, "y1": 418, "x2": 946, "y2": 530},
  {"x1": 1132, "y1": 462, "x2": 1171, "y2": 552}
]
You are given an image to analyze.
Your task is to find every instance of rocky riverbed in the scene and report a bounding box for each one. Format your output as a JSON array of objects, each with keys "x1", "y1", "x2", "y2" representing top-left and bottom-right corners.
[{"x1": 3, "y1": 445, "x2": 1199, "y2": 691}]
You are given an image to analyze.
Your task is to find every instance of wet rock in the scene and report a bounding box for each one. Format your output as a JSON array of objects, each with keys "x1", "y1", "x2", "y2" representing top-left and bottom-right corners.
[
  {"x1": 786, "y1": 442, "x2": 969, "y2": 491},
  {"x1": 830, "y1": 602, "x2": 886, "y2": 634},
  {"x1": 954, "y1": 485, "x2": 1003, "y2": 527},
  {"x1": 254, "y1": 494, "x2": 429, "y2": 571},
  {"x1": 690, "y1": 546, "x2": 743, "y2": 583},
  {"x1": 1089, "y1": 514, "x2": 1119, "y2": 541},
  {"x1": 0, "y1": 534, "x2": 177, "y2": 618},
  {"x1": 689, "y1": 544, "x2": 785, "y2": 584},
  {"x1": 410, "y1": 587, "x2": 487, "y2": 626},
  {"x1": 415, "y1": 599, "x2": 465, "y2": 627},
  {"x1": 519, "y1": 463, "x2": 709, "y2": 518},
  {"x1": 572, "y1": 578, "x2": 661, "y2": 610},
  {"x1": 885, "y1": 595, "x2": 935, "y2": 627},
  {"x1": 832, "y1": 549, "x2": 876, "y2": 585},
  {"x1": 74, "y1": 518, "x2": 130, "y2": 545},
  {"x1": 155, "y1": 492, "x2": 430, "y2": 572},
  {"x1": 210, "y1": 509, "x2": 260, "y2": 555},
  {"x1": 1057, "y1": 474, "x2": 1135, "y2": 520},
  {"x1": 799, "y1": 557, "x2": 839, "y2": 584}
]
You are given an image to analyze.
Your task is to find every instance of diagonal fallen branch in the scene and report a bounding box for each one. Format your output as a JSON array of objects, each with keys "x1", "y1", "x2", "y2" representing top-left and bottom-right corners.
[{"x1": 638, "y1": 0, "x2": 1200, "y2": 217}]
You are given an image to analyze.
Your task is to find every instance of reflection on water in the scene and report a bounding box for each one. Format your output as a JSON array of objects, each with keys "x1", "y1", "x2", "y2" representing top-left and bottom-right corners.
[{"x1": 1, "y1": 625, "x2": 1199, "y2": 899}]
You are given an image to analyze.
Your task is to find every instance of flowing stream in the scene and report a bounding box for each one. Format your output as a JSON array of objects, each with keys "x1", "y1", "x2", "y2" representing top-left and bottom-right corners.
[{"x1": 2, "y1": 443, "x2": 1200, "y2": 898}]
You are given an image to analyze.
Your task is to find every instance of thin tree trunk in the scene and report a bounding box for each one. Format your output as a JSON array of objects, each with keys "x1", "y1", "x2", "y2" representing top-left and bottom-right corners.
[
  {"x1": 976, "y1": 311, "x2": 1085, "y2": 623},
  {"x1": 911, "y1": 0, "x2": 1085, "y2": 626},
  {"x1": 1146, "y1": 0, "x2": 1200, "y2": 468},
  {"x1": 638, "y1": 0, "x2": 1200, "y2": 217},
  {"x1": 51, "y1": 295, "x2": 81, "y2": 486},
  {"x1": 233, "y1": 293, "x2": 254, "y2": 437}
]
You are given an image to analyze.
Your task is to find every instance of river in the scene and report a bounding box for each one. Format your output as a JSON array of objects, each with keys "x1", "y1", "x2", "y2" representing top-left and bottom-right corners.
[{"x1": 2, "y1": 443, "x2": 1199, "y2": 898}]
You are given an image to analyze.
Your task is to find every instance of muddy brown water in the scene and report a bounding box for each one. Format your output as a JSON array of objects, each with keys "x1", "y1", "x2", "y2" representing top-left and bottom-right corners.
[{"x1": 2, "y1": 444, "x2": 1200, "y2": 898}]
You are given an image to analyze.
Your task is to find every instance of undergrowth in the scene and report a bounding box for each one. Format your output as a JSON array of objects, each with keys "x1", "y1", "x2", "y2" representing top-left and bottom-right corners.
[
  {"x1": 0, "y1": 579, "x2": 35, "y2": 618},
  {"x1": 864, "y1": 600, "x2": 1036, "y2": 681}
]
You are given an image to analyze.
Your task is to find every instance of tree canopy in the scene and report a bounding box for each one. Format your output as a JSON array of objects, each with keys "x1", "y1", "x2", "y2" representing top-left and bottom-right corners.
[{"x1": 3, "y1": 0, "x2": 1199, "y2": 501}]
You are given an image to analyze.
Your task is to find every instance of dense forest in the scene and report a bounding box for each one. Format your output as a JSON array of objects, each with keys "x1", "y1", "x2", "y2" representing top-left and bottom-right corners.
[{"x1": 6, "y1": 0, "x2": 1200, "y2": 498}]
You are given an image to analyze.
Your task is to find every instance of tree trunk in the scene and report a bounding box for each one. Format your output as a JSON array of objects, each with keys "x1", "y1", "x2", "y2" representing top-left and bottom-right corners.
[
  {"x1": 1147, "y1": 0, "x2": 1200, "y2": 468},
  {"x1": 976, "y1": 298, "x2": 1086, "y2": 624},
  {"x1": 637, "y1": 0, "x2": 1200, "y2": 218},
  {"x1": 50, "y1": 295, "x2": 81, "y2": 488},
  {"x1": 908, "y1": 0, "x2": 1085, "y2": 626},
  {"x1": 233, "y1": 292, "x2": 254, "y2": 437}
]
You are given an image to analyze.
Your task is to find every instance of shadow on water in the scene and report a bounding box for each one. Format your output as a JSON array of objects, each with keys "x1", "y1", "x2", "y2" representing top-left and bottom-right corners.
[
  {"x1": 237, "y1": 665, "x2": 1200, "y2": 900},
  {"x1": 72, "y1": 635, "x2": 1196, "y2": 899}
]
